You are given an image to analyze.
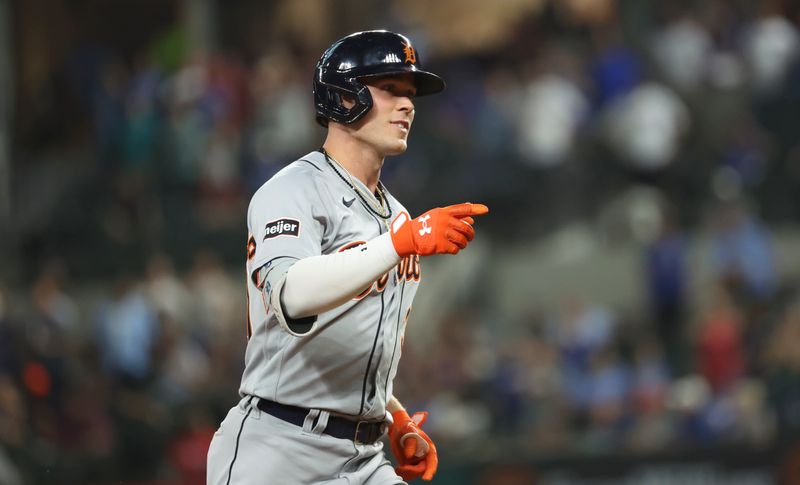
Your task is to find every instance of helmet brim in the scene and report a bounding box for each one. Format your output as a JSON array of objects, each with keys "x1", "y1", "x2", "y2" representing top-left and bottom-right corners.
[{"x1": 356, "y1": 69, "x2": 446, "y2": 96}]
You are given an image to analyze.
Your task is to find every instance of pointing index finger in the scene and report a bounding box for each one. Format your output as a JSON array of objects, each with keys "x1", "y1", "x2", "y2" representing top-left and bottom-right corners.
[{"x1": 446, "y1": 203, "x2": 489, "y2": 218}]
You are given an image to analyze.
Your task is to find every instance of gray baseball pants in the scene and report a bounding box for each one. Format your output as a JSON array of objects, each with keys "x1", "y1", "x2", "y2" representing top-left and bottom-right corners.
[{"x1": 207, "y1": 396, "x2": 406, "y2": 485}]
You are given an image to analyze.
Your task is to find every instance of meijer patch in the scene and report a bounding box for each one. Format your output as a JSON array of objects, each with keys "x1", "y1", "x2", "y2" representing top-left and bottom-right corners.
[{"x1": 263, "y1": 218, "x2": 300, "y2": 240}]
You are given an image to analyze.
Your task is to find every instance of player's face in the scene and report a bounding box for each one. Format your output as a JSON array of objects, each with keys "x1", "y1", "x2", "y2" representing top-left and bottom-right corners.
[{"x1": 352, "y1": 74, "x2": 417, "y2": 156}]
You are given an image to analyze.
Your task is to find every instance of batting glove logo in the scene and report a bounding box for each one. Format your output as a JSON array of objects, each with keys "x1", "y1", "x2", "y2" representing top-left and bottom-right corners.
[{"x1": 418, "y1": 215, "x2": 432, "y2": 236}]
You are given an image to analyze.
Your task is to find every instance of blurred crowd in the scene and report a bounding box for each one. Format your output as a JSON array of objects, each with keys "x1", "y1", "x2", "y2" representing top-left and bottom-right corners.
[
  {"x1": 4, "y1": 202, "x2": 800, "y2": 483},
  {"x1": 0, "y1": 252, "x2": 246, "y2": 484},
  {"x1": 4, "y1": 0, "x2": 800, "y2": 483},
  {"x1": 14, "y1": 0, "x2": 800, "y2": 278},
  {"x1": 396, "y1": 213, "x2": 800, "y2": 458}
]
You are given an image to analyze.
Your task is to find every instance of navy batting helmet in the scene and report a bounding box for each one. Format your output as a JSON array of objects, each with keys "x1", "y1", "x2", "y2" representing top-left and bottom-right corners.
[{"x1": 313, "y1": 30, "x2": 445, "y2": 127}]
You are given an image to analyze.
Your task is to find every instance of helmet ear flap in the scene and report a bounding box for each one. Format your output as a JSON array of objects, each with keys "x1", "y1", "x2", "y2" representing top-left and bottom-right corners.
[
  {"x1": 329, "y1": 90, "x2": 343, "y2": 110},
  {"x1": 314, "y1": 84, "x2": 347, "y2": 127},
  {"x1": 316, "y1": 80, "x2": 373, "y2": 126}
]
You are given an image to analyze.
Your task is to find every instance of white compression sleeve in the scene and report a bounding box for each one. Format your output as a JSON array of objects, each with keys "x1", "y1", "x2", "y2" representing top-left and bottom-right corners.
[{"x1": 281, "y1": 233, "x2": 402, "y2": 319}]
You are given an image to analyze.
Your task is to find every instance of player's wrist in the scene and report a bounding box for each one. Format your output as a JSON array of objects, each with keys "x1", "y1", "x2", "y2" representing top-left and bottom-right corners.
[
  {"x1": 390, "y1": 409, "x2": 412, "y2": 436},
  {"x1": 390, "y1": 212, "x2": 416, "y2": 257},
  {"x1": 374, "y1": 232, "x2": 403, "y2": 264},
  {"x1": 391, "y1": 408, "x2": 411, "y2": 424}
]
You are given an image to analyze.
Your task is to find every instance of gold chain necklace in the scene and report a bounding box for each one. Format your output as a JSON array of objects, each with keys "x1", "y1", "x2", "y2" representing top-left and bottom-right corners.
[{"x1": 321, "y1": 149, "x2": 393, "y2": 224}]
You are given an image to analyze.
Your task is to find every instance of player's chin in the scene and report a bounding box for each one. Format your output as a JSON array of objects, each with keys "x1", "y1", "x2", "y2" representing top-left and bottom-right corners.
[{"x1": 384, "y1": 138, "x2": 408, "y2": 156}]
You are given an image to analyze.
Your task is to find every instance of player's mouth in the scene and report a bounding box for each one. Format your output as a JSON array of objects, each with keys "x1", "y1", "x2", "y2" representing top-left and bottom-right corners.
[{"x1": 391, "y1": 120, "x2": 410, "y2": 133}]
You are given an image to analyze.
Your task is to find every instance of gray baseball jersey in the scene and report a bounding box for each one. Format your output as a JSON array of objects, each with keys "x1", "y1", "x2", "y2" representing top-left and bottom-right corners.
[{"x1": 240, "y1": 150, "x2": 420, "y2": 421}]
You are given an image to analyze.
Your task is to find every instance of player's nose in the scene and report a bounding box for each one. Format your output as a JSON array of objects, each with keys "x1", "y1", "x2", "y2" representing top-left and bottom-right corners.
[{"x1": 397, "y1": 96, "x2": 414, "y2": 113}]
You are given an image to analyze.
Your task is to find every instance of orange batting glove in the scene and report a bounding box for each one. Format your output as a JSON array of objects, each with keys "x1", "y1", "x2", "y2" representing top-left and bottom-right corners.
[
  {"x1": 390, "y1": 203, "x2": 489, "y2": 257},
  {"x1": 389, "y1": 410, "x2": 438, "y2": 481}
]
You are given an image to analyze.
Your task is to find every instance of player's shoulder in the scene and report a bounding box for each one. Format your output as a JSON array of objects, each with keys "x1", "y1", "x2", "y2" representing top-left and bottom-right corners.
[{"x1": 251, "y1": 151, "x2": 328, "y2": 200}]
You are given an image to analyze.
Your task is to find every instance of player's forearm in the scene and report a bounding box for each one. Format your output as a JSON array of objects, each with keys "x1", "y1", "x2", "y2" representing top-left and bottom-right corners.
[{"x1": 281, "y1": 233, "x2": 401, "y2": 318}]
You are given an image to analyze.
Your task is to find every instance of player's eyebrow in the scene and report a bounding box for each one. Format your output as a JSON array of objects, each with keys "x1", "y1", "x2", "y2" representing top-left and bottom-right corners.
[{"x1": 377, "y1": 81, "x2": 417, "y2": 97}]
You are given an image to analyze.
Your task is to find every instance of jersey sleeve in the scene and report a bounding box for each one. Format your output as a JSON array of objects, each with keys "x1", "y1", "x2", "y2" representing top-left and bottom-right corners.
[
  {"x1": 247, "y1": 167, "x2": 332, "y2": 335},
  {"x1": 248, "y1": 168, "x2": 330, "y2": 275}
]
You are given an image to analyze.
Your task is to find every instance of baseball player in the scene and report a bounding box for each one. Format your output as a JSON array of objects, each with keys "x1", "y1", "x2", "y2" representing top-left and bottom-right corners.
[{"x1": 206, "y1": 30, "x2": 488, "y2": 484}]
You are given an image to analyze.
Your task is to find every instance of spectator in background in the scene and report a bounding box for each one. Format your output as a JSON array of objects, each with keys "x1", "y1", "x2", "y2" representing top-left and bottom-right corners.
[
  {"x1": 195, "y1": 54, "x2": 250, "y2": 215},
  {"x1": 721, "y1": 116, "x2": 772, "y2": 190},
  {"x1": 0, "y1": 373, "x2": 24, "y2": 485},
  {"x1": 763, "y1": 302, "x2": 800, "y2": 431},
  {"x1": 644, "y1": 202, "x2": 688, "y2": 374},
  {"x1": 589, "y1": 22, "x2": 642, "y2": 110},
  {"x1": 143, "y1": 253, "x2": 193, "y2": 331},
  {"x1": 93, "y1": 58, "x2": 128, "y2": 169},
  {"x1": 518, "y1": 333, "x2": 569, "y2": 451},
  {"x1": 696, "y1": 284, "x2": 746, "y2": 395},
  {"x1": 730, "y1": 379, "x2": 774, "y2": 445},
  {"x1": 58, "y1": 365, "x2": 116, "y2": 481},
  {"x1": 155, "y1": 316, "x2": 212, "y2": 407},
  {"x1": 744, "y1": 2, "x2": 800, "y2": 96},
  {"x1": 143, "y1": 253, "x2": 212, "y2": 406},
  {"x1": 186, "y1": 249, "x2": 240, "y2": 343},
  {"x1": 122, "y1": 53, "x2": 164, "y2": 174},
  {"x1": 0, "y1": 285, "x2": 27, "y2": 484},
  {"x1": 473, "y1": 66, "x2": 518, "y2": 161},
  {"x1": 23, "y1": 270, "x2": 79, "y2": 409},
  {"x1": 709, "y1": 199, "x2": 777, "y2": 351},
  {"x1": 94, "y1": 274, "x2": 160, "y2": 386},
  {"x1": 94, "y1": 270, "x2": 169, "y2": 480},
  {"x1": 516, "y1": 48, "x2": 589, "y2": 168},
  {"x1": 166, "y1": 50, "x2": 212, "y2": 186},
  {"x1": 584, "y1": 343, "x2": 632, "y2": 449},
  {"x1": 31, "y1": 268, "x2": 79, "y2": 333},
  {"x1": 546, "y1": 295, "x2": 617, "y2": 424},
  {"x1": 197, "y1": 120, "x2": 241, "y2": 205},
  {"x1": 627, "y1": 338, "x2": 672, "y2": 451},
  {"x1": 650, "y1": 8, "x2": 712, "y2": 94},
  {"x1": 602, "y1": 80, "x2": 690, "y2": 171},
  {"x1": 485, "y1": 343, "x2": 531, "y2": 437},
  {"x1": 245, "y1": 50, "x2": 316, "y2": 192}
]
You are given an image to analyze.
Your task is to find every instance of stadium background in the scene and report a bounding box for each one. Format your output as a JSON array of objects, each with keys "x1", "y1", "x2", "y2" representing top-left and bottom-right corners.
[{"x1": 1, "y1": 0, "x2": 800, "y2": 483}]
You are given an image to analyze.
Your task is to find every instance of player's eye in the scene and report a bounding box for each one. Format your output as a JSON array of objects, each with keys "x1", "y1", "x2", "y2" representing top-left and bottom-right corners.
[
  {"x1": 375, "y1": 80, "x2": 416, "y2": 99},
  {"x1": 382, "y1": 84, "x2": 416, "y2": 98}
]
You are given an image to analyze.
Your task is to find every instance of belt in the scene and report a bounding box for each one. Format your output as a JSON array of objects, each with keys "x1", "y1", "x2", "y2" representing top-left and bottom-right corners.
[{"x1": 256, "y1": 399, "x2": 387, "y2": 444}]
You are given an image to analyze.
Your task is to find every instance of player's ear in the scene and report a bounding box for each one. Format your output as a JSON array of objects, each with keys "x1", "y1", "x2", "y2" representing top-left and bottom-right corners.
[{"x1": 339, "y1": 93, "x2": 356, "y2": 109}]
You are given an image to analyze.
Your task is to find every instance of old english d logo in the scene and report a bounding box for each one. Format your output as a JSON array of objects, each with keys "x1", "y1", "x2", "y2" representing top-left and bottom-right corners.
[{"x1": 403, "y1": 42, "x2": 416, "y2": 64}]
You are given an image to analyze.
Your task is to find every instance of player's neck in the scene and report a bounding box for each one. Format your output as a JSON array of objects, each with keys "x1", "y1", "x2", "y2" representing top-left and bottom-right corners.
[{"x1": 322, "y1": 136, "x2": 384, "y2": 193}]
